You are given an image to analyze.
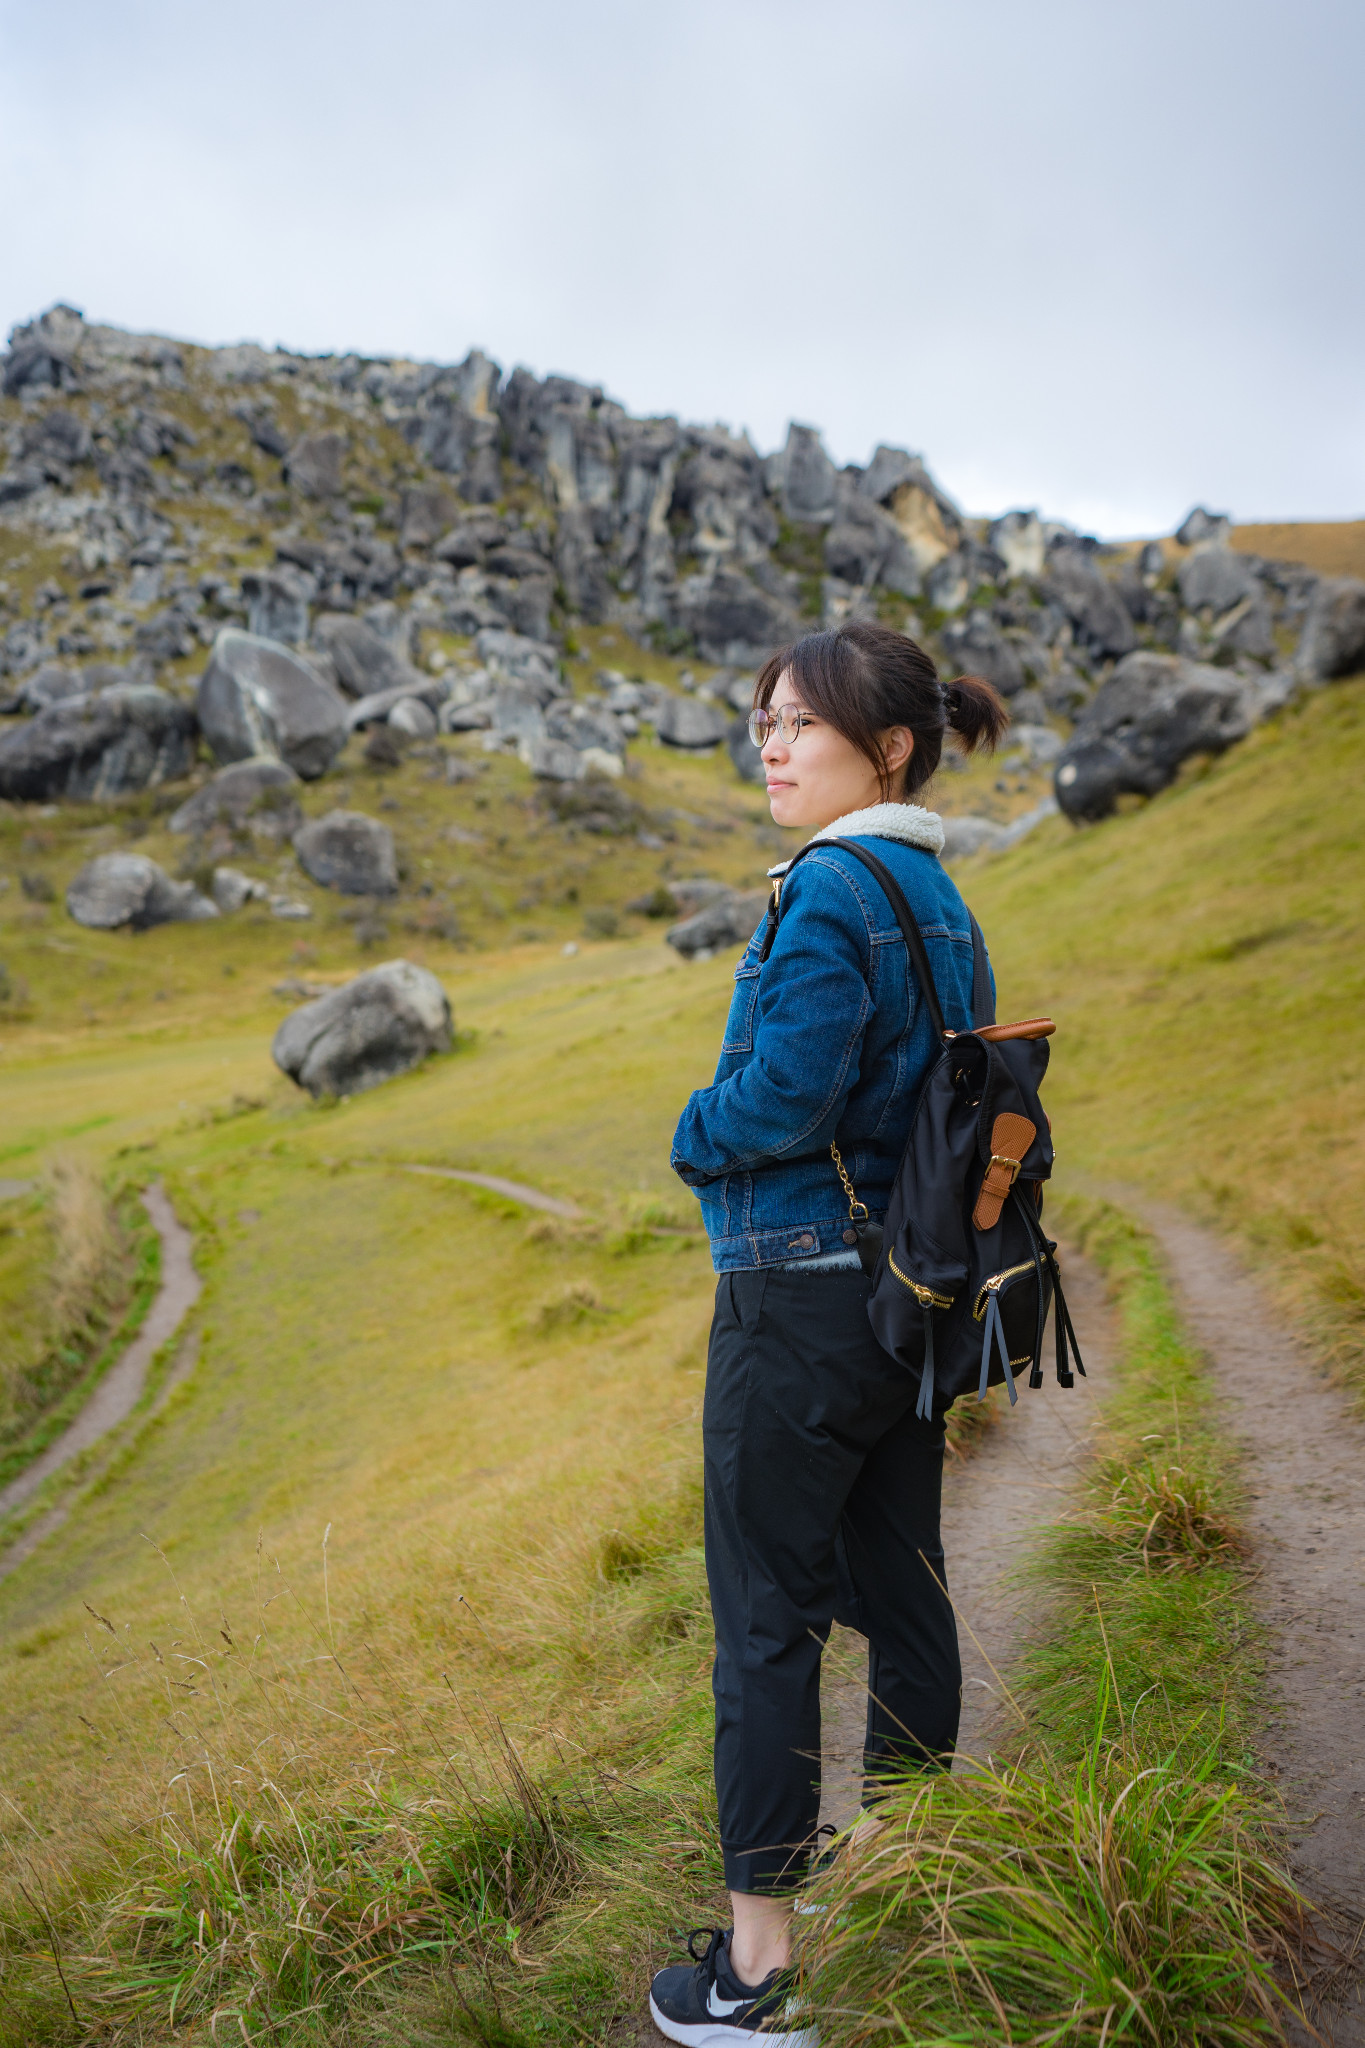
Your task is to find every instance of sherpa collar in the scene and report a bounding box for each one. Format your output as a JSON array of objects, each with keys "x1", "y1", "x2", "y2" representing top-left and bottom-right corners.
[{"x1": 766, "y1": 802, "x2": 945, "y2": 877}]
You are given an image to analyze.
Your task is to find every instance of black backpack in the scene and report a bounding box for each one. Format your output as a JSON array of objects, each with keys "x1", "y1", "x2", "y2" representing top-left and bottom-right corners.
[{"x1": 761, "y1": 838, "x2": 1085, "y2": 1420}]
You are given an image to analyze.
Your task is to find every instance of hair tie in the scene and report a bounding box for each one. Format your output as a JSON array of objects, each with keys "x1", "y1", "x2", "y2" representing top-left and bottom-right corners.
[{"x1": 943, "y1": 680, "x2": 962, "y2": 713}]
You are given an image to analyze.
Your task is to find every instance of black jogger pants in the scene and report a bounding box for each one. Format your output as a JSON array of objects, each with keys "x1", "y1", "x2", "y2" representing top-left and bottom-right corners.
[{"x1": 703, "y1": 1266, "x2": 961, "y2": 1894}]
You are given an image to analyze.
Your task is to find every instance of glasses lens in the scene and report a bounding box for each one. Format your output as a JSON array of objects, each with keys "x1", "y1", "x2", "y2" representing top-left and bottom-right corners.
[
  {"x1": 747, "y1": 708, "x2": 770, "y2": 747},
  {"x1": 777, "y1": 705, "x2": 801, "y2": 743}
]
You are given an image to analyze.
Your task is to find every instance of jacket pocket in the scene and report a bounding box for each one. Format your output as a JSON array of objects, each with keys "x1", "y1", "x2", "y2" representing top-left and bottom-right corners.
[{"x1": 721, "y1": 964, "x2": 761, "y2": 1053}]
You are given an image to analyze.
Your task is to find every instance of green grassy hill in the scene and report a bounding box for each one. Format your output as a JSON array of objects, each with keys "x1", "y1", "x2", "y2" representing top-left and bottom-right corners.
[{"x1": 0, "y1": 662, "x2": 1360, "y2": 2042}]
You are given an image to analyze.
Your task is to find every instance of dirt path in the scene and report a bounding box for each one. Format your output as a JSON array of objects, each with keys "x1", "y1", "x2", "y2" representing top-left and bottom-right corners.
[
  {"x1": 0, "y1": 1181, "x2": 201, "y2": 1579},
  {"x1": 1131, "y1": 1202, "x2": 1365, "y2": 2045},
  {"x1": 398, "y1": 1164, "x2": 581, "y2": 1216},
  {"x1": 819, "y1": 1246, "x2": 1114, "y2": 1830}
]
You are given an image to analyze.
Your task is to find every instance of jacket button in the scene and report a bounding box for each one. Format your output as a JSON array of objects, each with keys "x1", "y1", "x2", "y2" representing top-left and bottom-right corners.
[
  {"x1": 800, "y1": 1233, "x2": 814, "y2": 1248},
  {"x1": 842, "y1": 1228, "x2": 857, "y2": 1245}
]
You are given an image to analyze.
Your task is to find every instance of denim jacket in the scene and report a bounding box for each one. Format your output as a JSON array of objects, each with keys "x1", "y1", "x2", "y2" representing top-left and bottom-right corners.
[{"x1": 670, "y1": 803, "x2": 990, "y2": 1272}]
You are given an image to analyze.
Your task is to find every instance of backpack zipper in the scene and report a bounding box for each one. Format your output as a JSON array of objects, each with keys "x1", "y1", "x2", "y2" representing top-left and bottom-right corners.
[
  {"x1": 972, "y1": 1261, "x2": 1036, "y2": 1321},
  {"x1": 886, "y1": 1248, "x2": 954, "y2": 1309}
]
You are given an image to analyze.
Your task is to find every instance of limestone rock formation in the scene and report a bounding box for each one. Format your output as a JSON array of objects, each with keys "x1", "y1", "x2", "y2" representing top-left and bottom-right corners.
[
  {"x1": 197, "y1": 630, "x2": 348, "y2": 780},
  {"x1": 0, "y1": 685, "x2": 196, "y2": 802},
  {"x1": 293, "y1": 810, "x2": 398, "y2": 894},
  {"x1": 1295, "y1": 577, "x2": 1365, "y2": 682},
  {"x1": 1053, "y1": 653, "x2": 1259, "y2": 821},
  {"x1": 169, "y1": 758, "x2": 303, "y2": 842},
  {"x1": 67, "y1": 852, "x2": 217, "y2": 929},
  {"x1": 271, "y1": 960, "x2": 452, "y2": 1097}
]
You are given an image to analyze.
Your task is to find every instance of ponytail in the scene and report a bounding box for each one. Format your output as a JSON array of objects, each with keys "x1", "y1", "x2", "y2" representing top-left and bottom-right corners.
[{"x1": 943, "y1": 673, "x2": 1009, "y2": 754}]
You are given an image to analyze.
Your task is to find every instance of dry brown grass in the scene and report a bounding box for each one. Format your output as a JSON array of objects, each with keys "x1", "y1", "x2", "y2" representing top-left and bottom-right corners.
[
  {"x1": 0, "y1": 1156, "x2": 131, "y2": 1450},
  {"x1": 1230, "y1": 519, "x2": 1365, "y2": 578}
]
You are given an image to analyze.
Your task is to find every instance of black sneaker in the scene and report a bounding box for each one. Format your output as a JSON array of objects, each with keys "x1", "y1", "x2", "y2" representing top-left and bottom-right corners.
[{"x1": 648, "y1": 1926, "x2": 816, "y2": 2046}]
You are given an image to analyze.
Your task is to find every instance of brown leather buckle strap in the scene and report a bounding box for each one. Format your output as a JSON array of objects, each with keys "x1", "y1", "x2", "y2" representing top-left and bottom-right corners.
[{"x1": 972, "y1": 1111, "x2": 1037, "y2": 1230}]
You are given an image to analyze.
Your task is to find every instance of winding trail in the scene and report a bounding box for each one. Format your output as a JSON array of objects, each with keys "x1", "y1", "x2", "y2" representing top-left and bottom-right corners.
[
  {"x1": 398, "y1": 1164, "x2": 581, "y2": 1217},
  {"x1": 819, "y1": 1246, "x2": 1115, "y2": 1828},
  {"x1": 0, "y1": 1181, "x2": 201, "y2": 1580},
  {"x1": 1129, "y1": 1202, "x2": 1365, "y2": 2045}
]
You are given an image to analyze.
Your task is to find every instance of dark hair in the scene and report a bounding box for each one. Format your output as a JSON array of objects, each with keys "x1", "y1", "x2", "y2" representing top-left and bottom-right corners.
[{"x1": 754, "y1": 620, "x2": 1008, "y2": 800}]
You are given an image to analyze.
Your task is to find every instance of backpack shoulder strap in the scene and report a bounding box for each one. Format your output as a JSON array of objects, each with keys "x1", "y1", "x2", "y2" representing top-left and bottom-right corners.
[
  {"x1": 759, "y1": 836, "x2": 948, "y2": 1042},
  {"x1": 969, "y1": 914, "x2": 995, "y2": 1028}
]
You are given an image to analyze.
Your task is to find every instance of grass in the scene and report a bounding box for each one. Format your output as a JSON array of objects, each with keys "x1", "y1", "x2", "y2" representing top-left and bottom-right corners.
[
  {"x1": 0, "y1": 642, "x2": 1360, "y2": 2038},
  {"x1": 799, "y1": 1197, "x2": 1303, "y2": 2047}
]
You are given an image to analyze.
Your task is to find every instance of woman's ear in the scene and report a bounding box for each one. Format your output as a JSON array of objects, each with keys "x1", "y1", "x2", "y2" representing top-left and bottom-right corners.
[{"x1": 882, "y1": 726, "x2": 914, "y2": 773}]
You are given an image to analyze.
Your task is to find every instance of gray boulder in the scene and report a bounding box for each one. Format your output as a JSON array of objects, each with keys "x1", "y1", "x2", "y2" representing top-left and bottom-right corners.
[
  {"x1": 1053, "y1": 653, "x2": 1257, "y2": 821},
  {"x1": 667, "y1": 889, "x2": 770, "y2": 959},
  {"x1": 1043, "y1": 545, "x2": 1138, "y2": 659},
  {"x1": 346, "y1": 680, "x2": 446, "y2": 730},
  {"x1": 389, "y1": 696, "x2": 438, "y2": 738},
  {"x1": 988, "y1": 512, "x2": 1046, "y2": 582},
  {"x1": 654, "y1": 695, "x2": 729, "y2": 749},
  {"x1": 400, "y1": 483, "x2": 459, "y2": 548},
  {"x1": 522, "y1": 736, "x2": 585, "y2": 781},
  {"x1": 284, "y1": 432, "x2": 347, "y2": 498},
  {"x1": 2, "y1": 662, "x2": 84, "y2": 714},
  {"x1": 210, "y1": 866, "x2": 269, "y2": 913},
  {"x1": 1176, "y1": 507, "x2": 1231, "y2": 549},
  {"x1": 169, "y1": 758, "x2": 303, "y2": 841},
  {"x1": 680, "y1": 568, "x2": 800, "y2": 666},
  {"x1": 0, "y1": 685, "x2": 197, "y2": 802},
  {"x1": 727, "y1": 710, "x2": 766, "y2": 784},
  {"x1": 67, "y1": 852, "x2": 218, "y2": 930},
  {"x1": 242, "y1": 567, "x2": 312, "y2": 643},
  {"x1": 1177, "y1": 546, "x2": 1257, "y2": 615},
  {"x1": 197, "y1": 629, "x2": 348, "y2": 780},
  {"x1": 293, "y1": 810, "x2": 398, "y2": 895},
  {"x1": 940, "y1": 612, "x2": 1026, "y2": 696},
  {"x1": 1295, "y1": 577, "x2": 1365, "y2": 681},
  {"x1": 474, "y1": 628, "x2": 563, "y2": 698},
  {"x1": 314, "y1": 613, "x2": 421, "y2": 698},
  {"x1": 271, "y1": 959, "x2": 452, "y2": 1098},
  {"x1": 773, "y1": 424, "x2": 837, "y2": 523}
]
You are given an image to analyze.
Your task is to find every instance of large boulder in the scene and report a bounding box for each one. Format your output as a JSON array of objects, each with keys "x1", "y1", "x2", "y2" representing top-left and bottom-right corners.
[
  {"x1": 772, "y1": 424, "x2": 837, "y2": 523},
  {"x1": 169, "y1": 758, "x2": 303, "y2": 841},
  {"x1": 1053, "y1": 653, "x2": 1257, "y2": 821},
  {"x1": 940, "y1": 612, "x2": 1026, "y2": 696},
  {"x1": 667, "y1": 889, "x2": 770, "y2": 960},
  {"x1": 1177, "y1": 546, "x2": 1258, "y2": 615},
  {"x1": 284, "y1": 432, "x2": 347, "y2": 498},
  {"x1": 679, "y1": 569, "x2": 800, "y2": 666},
  {"x1": 314, "y1": 613, "x2": 421, "y2": 698},
  {"x1": 1176, "y1": 507, "x2": 1231, "y2": 549},
  {"x1": 293, "y1": 809, "x2": 398, "y2": 894},
  {"x1": 988, "y1": 512, "x2": 1046, "y2": 581},
  {"x1": 196, "y1": 629, "x2": 348, "y2": 780},
  {"x1": 1295, "y1": 577, "x2": 1365, "y2": 682},
  {"x1": 1043, "y1": 545, "x2": 1138, "y2": 660},
  {"x1": 654, "y1": 695, "x2": 729, "y2": 749},
  {"x1": 271, "y1": 960, "x2": 452, "y2": 1098},
  {"x1": 67, "y1": 852, "x2": 218, "y2": 930},
  {"x1": 0, "y1": 686, "x2": 197, "y2": 802}
]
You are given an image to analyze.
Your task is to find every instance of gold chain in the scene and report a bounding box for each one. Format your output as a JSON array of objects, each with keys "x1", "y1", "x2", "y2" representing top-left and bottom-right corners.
[{"x1": 829, "y1": 1141, "x2": 869, "y2": 1225}]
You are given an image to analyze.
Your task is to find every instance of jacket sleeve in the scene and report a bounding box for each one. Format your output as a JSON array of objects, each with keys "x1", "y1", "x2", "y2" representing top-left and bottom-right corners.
[{"x1": 670, "y1": 858, "x2": 872, "y2": 1186}]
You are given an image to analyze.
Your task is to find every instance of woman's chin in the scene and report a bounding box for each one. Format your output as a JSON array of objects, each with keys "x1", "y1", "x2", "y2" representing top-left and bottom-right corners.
[{"x1": 767, "y1": 791, "x2": 809, "y2": 828}]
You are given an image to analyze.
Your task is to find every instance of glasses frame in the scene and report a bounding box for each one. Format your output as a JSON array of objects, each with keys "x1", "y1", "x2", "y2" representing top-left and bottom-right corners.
[{"x1": 749, "y1": 704, "x2": 815, "y2": 748}]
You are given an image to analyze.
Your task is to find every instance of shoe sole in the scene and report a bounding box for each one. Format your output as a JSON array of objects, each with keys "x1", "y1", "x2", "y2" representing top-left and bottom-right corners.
[{"x1": 647, "y1": 1995, "x2": 817, "y2": 2048}]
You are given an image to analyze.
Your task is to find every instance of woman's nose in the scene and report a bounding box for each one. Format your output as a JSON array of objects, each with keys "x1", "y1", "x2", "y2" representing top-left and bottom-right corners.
[{"x1": 761, "y1": 732, "x2": 788, "y2": 765}]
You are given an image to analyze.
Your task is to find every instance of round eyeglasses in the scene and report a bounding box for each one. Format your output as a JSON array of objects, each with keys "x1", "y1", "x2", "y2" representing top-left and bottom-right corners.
[{"x1": 748, "y1": 704, "x2": 815, "y2": 748}]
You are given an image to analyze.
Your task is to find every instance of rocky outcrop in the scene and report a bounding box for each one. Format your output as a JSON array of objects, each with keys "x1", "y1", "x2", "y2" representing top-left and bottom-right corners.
[
  {"x1": 67, "y1": 852, "x2": 217, "y2": 929},
  {"x1": 654, "y1": 695, "x2": 729, "y2": 749},
  {"x1": 196, "y1": 630, "x2": 348, "y2": 780},
  {"x1": 293, "y1": 810, "x2": 398, "y2": 894},
  {"x1": 1053, "y1": 654, "x2": 1261, "y2": 821},
  {"x1": 0, "y1": 686, "x2": 196, "y2": 802},
  {"x1": 169, "y1": 758, "x2": 303, "y2": 841},
  {"x1": 271, "y1": 960, "x2": 452, "y2": 1097},
  {"x1": 1295, "y1": 577, "x2": 1365, "y2": 682},
  {"x1": 314, "y1": 613, "x2": 422, "y2": 698}
]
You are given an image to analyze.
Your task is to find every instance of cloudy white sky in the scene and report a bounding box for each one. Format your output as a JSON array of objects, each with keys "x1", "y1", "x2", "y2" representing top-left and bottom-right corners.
[{"x1": 2, "y1": 0, "x2": 1360, "y2": 536}]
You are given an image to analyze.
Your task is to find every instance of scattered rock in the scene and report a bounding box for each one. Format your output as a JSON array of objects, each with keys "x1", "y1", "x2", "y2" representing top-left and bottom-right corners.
[
  {"x1": 314, "y1": 613, "x2": 422, "y2": 698},
  {"x1": 1176, "y1": 507, "x2": 1232, "y2": 549},
  {"x1": 988, "y1": 511, "x2": 1046, "y2": 581},
  {"x1": 211, "y1": 867, "x2": 269, "y2": 912},
  {"x1": 680, "y1": 568, "x2": 800, "y2": 667},
  {"x1": 0, "y1": 685, "x2": 197, "y2": 802},
  {"x1": 654, "y1": 695, "x2": 730, "y2": 749},
  {"x1": 1295, "y1": 577, "x2": 1365, "y2": 682},
  {"x1": 1043, "y1": 545, "x2": 1138, "y2": 659},
  {"x1": 169, "y1": 757, "x2": 304, "y2": 841},
  {"x1": 242, "y1": 567, "x2": 312, "y2": 643},
  {"x1": 271, "y1": 959, "x2": 452, "y2": 1097},
  {"x1": 346, "y1": 681, "x2": 445, "y2": 730},
  {"x1": 1, "y1": 662, "x2": 85, "y2": 715},
  {"x1": 939, "y1": 799, "x2": 1059, "y2": 862},
  {"x1": 1177, "y1": 546, "x2": 1258, "y2": 616},
  {"x1": 474, "y1": 628, "x2": 563, "y2": 697},
  {"x1": 940, "y1": 612, "x2": 1026, "y2": 696},
  {"x1": 294, "y1": 810, "x2": 398, "y2": 895},
  {"x1": 284, "y1": 431, "x2": 347, "y2": 498},
  {"x1": 389, "y1": 696, "x2": 438, "y2": 738},
  {"x1": 400, "y1": 483, "x2": 459, "y2": 548},
  {"x1": 197, "y1": 629, "x2": 348, "y2": 780},
  {"x1": 1053, "y1": 653, "x2": 1260, "y2": 821},
  {"x1": 67, "y1": 852, "x2": 218, "y2": 930},
  {"x1": 522, "y1": 736, "x2": 585, "y2": 781},
  {"x1": 666, "y1": 888, "x2": 770, "y2": 959}
]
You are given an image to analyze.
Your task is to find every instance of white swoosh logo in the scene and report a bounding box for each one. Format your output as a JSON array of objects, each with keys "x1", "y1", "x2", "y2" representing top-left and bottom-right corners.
[{"x1": 707, "y1": 1987, "x2": 748, "y2": 2016}]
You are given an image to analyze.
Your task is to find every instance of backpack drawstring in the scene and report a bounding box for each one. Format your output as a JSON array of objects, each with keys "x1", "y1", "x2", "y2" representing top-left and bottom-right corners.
[
  {"x1": 915, "y1": 1303, "x2": 936, "y2": 1421},
  {"x1": 978, "y1": 1290, "x2": 1019, "y2": 1405}
]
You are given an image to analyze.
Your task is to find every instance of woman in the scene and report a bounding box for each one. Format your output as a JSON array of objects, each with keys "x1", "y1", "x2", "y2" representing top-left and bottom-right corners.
[{"x1": 650, "y1": 620, "x2": 1007, "y2": 2046}]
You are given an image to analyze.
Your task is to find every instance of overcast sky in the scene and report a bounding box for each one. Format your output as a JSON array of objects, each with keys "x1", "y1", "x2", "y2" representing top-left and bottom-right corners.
[{"x1": 2, "y1": 0, "x2": 1360, "y2": 536}]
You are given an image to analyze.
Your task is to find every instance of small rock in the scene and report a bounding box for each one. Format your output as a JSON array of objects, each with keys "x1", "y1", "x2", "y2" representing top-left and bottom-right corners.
[
  {"x1": 987, "y1": 511, "x2": 1046, "y2": 581},
  {"x1": 389, "y1": 696, "x2": 438, "y2": 738},
  {"x1": 1176, "y1": 507, "x2": 1232, "y2": 549},
  {"x1": 169, "y1": 758, "x2": 303, "y2": 840},
  {"x1": 67, "y1": 852, "x2": 218, "y2": 930},
  {"x1": 294, "y1": 810, "x2": 398, "y2": 895},
  {"x1": 522, "y1": 736, "x2": 584, "y2": 781},
  {"x1": 211, "y1": 866, "x2": 269, "y2": 913},
  {"x1": 197, "y1": 629, "x2": 348, "y2": 780},
  {"x1": 242, "y1": 567, "x2": 312, "y2": 644},
  {"x1": 315, "y1": 614, "x2": 422, "y2": 698},
  {"x1": 578, "y1": 746, "x2": 623, "y2": 779},
  {"x1": 271, "y1": 959, "x2": 452, "y2": 1097},
  {"x1": 285, "y1": 432, "x2": 347, "y2": 499},
  {"x1": 270, "y1": 896, "x2": 313, "y2": 921},
  {"x1": 474, "y1": 628, "x2": 564, "y2": 699}
]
